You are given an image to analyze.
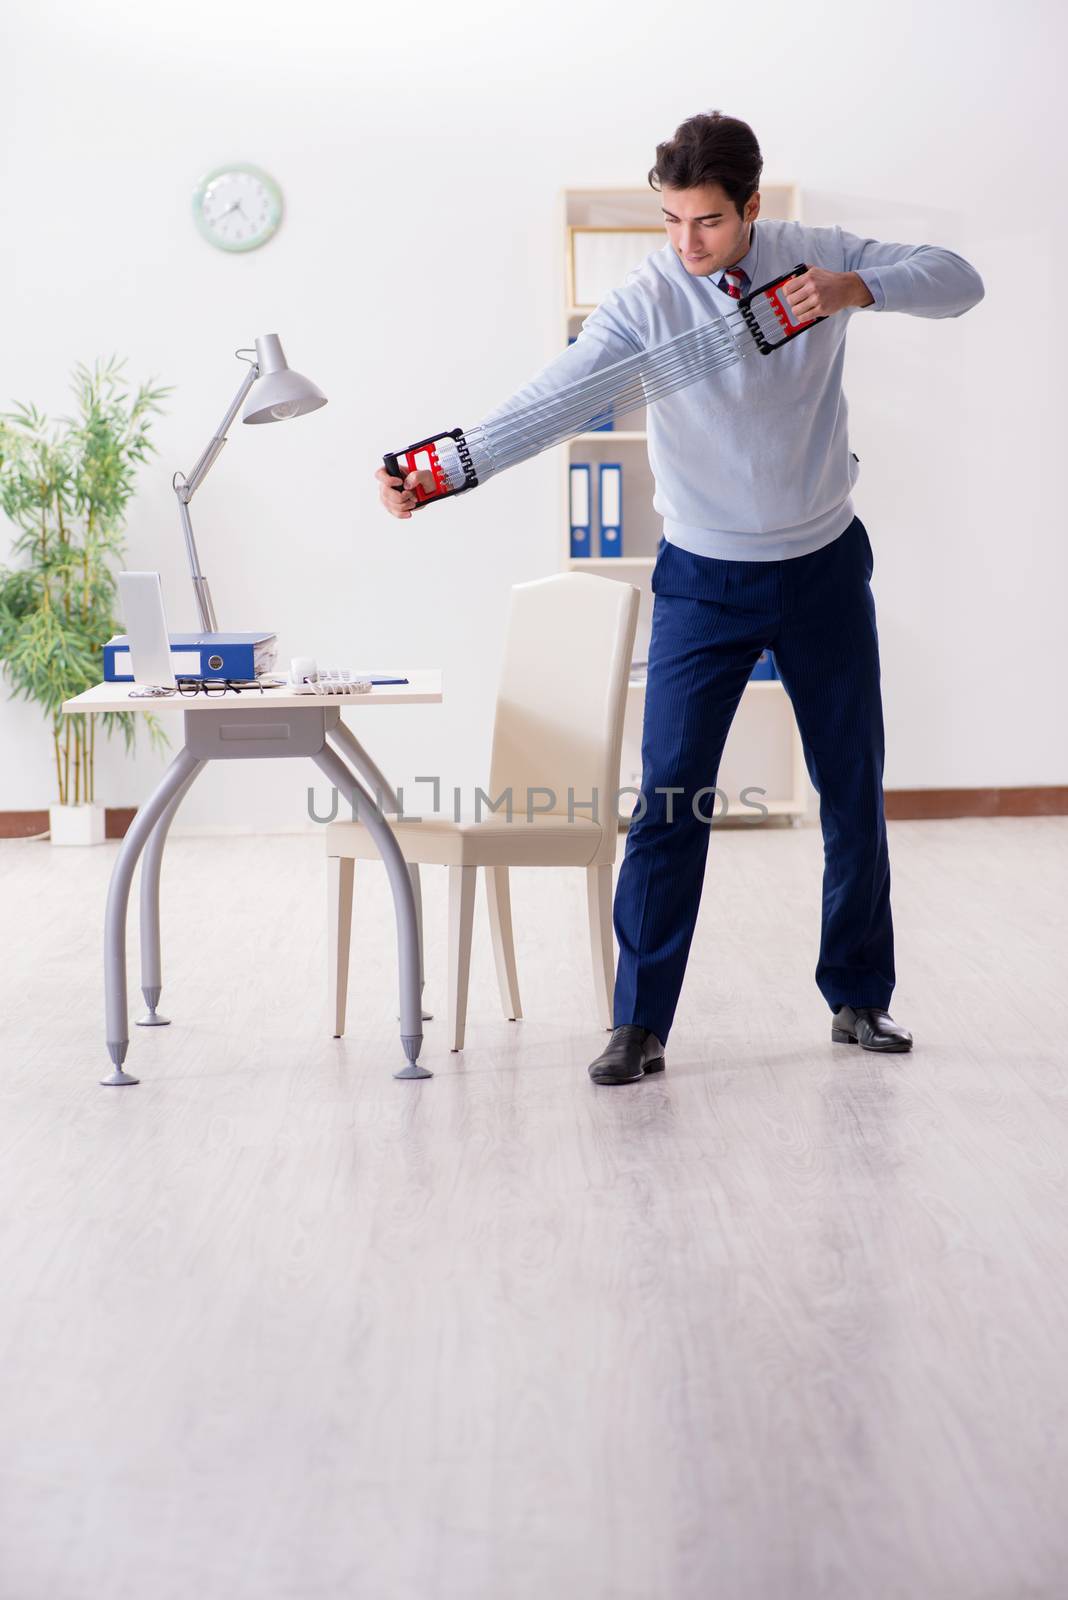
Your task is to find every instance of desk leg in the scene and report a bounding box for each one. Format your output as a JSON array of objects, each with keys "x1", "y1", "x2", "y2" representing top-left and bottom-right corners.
[
  {"x1": 313, "y1": 746, "x2": 430, "y2": 1080},
  {"x1": 136, "y1": 761, "x2": 205, "y2": 1027},
  {"x1": 102, "y1": 748, "x2": 202, "y2": 1086},
  {"x1": 327, "y1": 719, "x2": 431, "y2": 1020}
]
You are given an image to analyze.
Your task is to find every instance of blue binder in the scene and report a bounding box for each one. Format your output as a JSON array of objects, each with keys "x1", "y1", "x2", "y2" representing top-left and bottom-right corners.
[
  {"x1": 570, "y1": 464, "x2": 592, "y2": 558},
  {"x1": 598, "y1": 464, "x2": 623, "y2": 557},
  {"x1": 749, "y1": 649, "x2": 779, "y2": 681},
  {"x1": 103, "y1": 631, "x2": 278, "y2": 682}
]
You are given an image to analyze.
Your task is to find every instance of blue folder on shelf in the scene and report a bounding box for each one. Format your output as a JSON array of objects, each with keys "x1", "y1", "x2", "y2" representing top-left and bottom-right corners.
[
  {"x1": 570, "y1": 464, "x2": 592, "y2": 558},
  {"x1": 598, "y1": 464, "x2": 623, "y2": 558}
]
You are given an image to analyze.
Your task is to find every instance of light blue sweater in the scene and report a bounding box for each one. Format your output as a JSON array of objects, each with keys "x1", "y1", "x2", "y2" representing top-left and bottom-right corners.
[{"x1": 479, "y1": 218, "x2": 985, "y2": 561}]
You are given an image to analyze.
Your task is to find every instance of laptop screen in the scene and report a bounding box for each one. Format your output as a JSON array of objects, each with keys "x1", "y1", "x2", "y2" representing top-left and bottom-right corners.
[{"x1": 117, "y1": 571, "x2": 176, "y2": 688}]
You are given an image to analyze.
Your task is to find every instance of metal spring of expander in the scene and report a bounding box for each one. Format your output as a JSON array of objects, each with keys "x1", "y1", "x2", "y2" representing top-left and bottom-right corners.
[{"x1": 452, "y1": 430, "x2": 479, "y2": 489}]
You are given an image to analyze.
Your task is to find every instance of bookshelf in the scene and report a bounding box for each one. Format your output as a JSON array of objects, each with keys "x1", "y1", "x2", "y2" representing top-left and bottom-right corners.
[{"x1": 559, "y1": 184, "x2": 813, "y2": 825}]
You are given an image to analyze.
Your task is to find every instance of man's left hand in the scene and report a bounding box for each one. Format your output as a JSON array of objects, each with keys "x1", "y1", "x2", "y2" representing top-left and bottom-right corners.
[{"x1": 781, "y1": 267, "x2": 874, "y2": 321}]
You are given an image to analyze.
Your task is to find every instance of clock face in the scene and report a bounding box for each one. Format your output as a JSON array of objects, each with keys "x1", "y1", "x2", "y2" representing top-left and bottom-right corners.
[{"x1": 193, "y1": 164, "x2": 283, "y2": 253}]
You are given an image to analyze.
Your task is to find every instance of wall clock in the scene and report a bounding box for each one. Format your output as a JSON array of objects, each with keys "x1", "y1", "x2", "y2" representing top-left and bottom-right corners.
[{"x1": 192, "y1": 164, "x2": 283, "y2": 253}]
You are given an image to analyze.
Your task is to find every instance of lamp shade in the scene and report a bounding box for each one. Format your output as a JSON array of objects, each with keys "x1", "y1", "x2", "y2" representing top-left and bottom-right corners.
[{"x1": 242, "y1": 334, "x2": 327, "y2": 425}]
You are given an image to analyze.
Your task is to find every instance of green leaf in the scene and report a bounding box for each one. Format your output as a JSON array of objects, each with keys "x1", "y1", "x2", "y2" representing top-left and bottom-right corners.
[{"x1": 0, "y1": 356, "x2": 173, "y2": 782}]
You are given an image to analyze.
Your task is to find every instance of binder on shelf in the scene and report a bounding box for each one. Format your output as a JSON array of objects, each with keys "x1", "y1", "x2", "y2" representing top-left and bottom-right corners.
[
  {"x1": 749, "y1": 649, "x2": 779, "y2": 681},
  {"x1": 103, "y1": 631, "x2": 278, "y2": 683},
  {"x1": 598, "y1": 463, "x2": 623, "y2": 557},
  {"x1": 569, "y1": 464, "x2": 592, "y2": 557}
]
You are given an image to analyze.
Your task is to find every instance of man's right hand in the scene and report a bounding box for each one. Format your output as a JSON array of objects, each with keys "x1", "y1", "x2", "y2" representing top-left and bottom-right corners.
[{"x1": 375, "y1": 465, "x2": 421, "y2": 520}]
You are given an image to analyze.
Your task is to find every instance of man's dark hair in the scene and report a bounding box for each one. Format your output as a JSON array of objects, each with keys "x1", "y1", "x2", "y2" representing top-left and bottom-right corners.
[{"x1": 648, "y1": 110, "x2": 763, "y2": 217}]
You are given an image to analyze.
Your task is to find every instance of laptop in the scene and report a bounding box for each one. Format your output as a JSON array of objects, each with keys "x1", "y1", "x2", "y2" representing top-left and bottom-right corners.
[{"x1": 117, "y1": 571, "x2": 177, "y2": 690}]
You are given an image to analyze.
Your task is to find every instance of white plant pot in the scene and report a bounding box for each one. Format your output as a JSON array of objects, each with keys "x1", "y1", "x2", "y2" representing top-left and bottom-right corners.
[{"x1": 49, "y1": 802, "x2": 106, "y2": 847}]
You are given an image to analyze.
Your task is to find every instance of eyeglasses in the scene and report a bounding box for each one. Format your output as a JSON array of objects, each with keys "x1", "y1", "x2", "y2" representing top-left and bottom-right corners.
[{"x1": 176, "y1": 678, "x2": 267, "y2": 697}]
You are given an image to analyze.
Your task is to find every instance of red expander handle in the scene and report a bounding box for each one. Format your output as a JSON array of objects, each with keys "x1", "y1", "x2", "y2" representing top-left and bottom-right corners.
[
  {"x1": 395, "y1": 439, "x2": 452, "y2": 504},
  {"x1": 764, "y1": 278, "x2": 817, "y2": 336}
]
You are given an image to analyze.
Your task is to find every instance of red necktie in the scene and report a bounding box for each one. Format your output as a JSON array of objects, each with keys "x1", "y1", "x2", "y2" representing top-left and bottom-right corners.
[{"x1": 717, "y1": 266, "x2": 750, "y2": 299}]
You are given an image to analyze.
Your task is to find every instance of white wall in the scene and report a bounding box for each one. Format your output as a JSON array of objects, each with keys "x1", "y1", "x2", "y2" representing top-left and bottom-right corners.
[{"x1": 3, "y1": 0, "x2": 1065, "y2": 832}]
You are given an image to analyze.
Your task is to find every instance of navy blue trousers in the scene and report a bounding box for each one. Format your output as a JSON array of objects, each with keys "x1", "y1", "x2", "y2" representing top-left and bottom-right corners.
[{"x1": 613, "y1": 514, "x2": 895, "y2": 1043}]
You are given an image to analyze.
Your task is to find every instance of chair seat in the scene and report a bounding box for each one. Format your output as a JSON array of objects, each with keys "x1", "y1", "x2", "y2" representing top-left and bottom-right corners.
[{"x1": 325, "y1": 811, "x2": 606, "y2": 867}]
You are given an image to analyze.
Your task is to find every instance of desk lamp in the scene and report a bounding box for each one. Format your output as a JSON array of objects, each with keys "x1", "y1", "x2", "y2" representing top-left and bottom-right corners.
[{"x1": 172, "y1": 334, "x2": 327, "y2": 632}]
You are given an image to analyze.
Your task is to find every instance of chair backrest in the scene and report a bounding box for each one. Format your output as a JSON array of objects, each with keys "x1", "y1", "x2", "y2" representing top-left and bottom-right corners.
[{"x1": 487, "y1": 571, "x2": 640, "y2": 862}]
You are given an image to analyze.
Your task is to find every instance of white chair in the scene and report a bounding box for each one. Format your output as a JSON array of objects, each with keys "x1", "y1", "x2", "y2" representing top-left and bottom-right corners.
[{"x1": 326, "y1": 571, "x2": 640, "y2": 1051}]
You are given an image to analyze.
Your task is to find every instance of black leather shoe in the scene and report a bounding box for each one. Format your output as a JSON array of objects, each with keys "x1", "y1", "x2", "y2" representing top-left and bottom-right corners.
[
  {"x1": 588, "y1": 1024, "x2": 666, "y2": 1085},
  {"x1": 831, "y1": 1004, "x2": 913, "y2": 1053}
]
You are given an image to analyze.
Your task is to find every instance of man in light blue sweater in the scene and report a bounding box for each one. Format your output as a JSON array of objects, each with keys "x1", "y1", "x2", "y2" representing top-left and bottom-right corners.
[{"x1": 377, "y1": 110, "x2": 985, "y2": 1084}]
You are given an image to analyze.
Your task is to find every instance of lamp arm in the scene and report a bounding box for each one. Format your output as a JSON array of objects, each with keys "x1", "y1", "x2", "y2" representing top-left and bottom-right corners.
[
  {"x1": 182, "y1": 361, "x2": 259, "y2": 498},
  {"x1": 171, "y1": 357, "x2": 260, "y2": 634}
]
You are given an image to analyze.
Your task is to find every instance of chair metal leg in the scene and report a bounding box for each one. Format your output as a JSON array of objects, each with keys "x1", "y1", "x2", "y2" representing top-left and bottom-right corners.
[
  {"x1": 136, "y1": 761, "x2": 204, "y2": 1027},
  {"x1": 102, "y1": 747, "x2": 203, "y2": 1085},
  {"x1": 328, "y1": 854, "x2": 355, "y2": 1038},
  {"x1": 313, "y1": 746, "x2": 430, "y2": 1079},
  {"x1": 485, "y1": 864, "x2": 522, "y2": 1021},
  {"x1": 448, "y1": 865, "x2": 478, "y2": 1052},
  {"x1": 586, "y1": 862, "x2": 616, "y2": 1032}
]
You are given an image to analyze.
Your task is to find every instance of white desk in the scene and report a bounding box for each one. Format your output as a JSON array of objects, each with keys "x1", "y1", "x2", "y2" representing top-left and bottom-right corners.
[{"x1": 63, "y1": 672, "x2": 443, "y2": 1085}]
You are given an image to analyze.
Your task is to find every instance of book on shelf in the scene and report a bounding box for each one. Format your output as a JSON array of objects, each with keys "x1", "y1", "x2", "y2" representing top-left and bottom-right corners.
[
  {"x1": 628, "y1": 651, "x2": 779, "y2": 691},
  {"x1": 750, "y1": 649, "x2": 779, "y2": 681}
]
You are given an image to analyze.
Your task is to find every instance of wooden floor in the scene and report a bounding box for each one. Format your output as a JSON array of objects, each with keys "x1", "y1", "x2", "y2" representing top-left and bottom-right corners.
[{"x1": 1, "y1": 816, "x2": 1066, "y2": 1600}]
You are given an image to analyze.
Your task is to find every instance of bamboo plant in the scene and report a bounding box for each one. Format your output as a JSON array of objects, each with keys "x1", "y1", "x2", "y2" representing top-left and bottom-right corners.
[{"x1": 0, "y1": 357, "x2": 173, "y2": 805}]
